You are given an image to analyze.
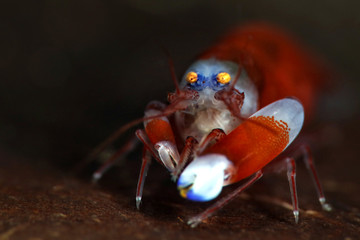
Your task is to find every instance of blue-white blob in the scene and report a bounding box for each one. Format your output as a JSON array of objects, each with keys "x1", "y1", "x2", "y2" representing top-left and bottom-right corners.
[{"x1": 177, "y1": 154, "x2": 233, "y2": 202}]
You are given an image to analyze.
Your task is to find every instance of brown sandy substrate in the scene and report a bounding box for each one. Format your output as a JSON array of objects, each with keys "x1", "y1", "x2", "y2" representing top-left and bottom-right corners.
[{"x1": 0, "y1": 120, "x2": 359, "y2": 240}]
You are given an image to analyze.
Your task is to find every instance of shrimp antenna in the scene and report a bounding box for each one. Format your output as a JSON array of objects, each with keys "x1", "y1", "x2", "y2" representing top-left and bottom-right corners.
[
  {"x1": 161, "y1": 46, "x2": 181, "y2": 94},
  {"x1": 79, "y1": 115, "x2": 162, "y2": 168},
  {"x1": 76, "y1": 101, "x2": 185, "y2": 171},
  {"x1": 77, "y1": 46, "x2": 184, "y2": 172},
  {"x1": 224, "y1": 63, "x2": 277, "y2": 135},
  {"x1": 229, "y1": 63, "x2": 242, "y2": 90}
]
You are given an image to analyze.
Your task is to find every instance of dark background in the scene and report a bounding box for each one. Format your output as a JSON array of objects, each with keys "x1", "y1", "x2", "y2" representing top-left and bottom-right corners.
[{"x1": 0, "y1": 1, "x2": 359, "y2": 239}]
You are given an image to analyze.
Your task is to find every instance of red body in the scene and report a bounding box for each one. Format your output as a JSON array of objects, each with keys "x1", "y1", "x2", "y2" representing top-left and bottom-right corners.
[
  {"x1": 200, "y1": 23, "x2": 327, "y2": 120},
  {"x1": 146, "y1": 23, "x2": 327, "y2": 182},
  {"x1": 204, "y1": 115, "x2": 291, "y2": 182},
  {"x1": 196, "y1": 23, "x2": 328, "y2": 182}
]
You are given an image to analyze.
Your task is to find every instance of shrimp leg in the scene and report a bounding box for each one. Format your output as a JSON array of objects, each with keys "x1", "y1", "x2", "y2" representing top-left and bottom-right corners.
[
  {"x1": 299, "y1": 145, "x2": 332, "y2": 211},
  {"x1": 187, "y1": 170, "x2": 263, "y2": 227},
  {"x1": 92, "y1": 136, "x2": 138, "y2": 182}
]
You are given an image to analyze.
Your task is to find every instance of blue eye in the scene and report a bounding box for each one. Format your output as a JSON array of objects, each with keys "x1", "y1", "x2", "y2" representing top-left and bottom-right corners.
[
  {"x1": 210, "y1": 72, "x2": 230, "y2": 90},
  {"x1": 188, "y1": 74, "x2": 208, "y2": 91},
  {"x1": 185, "y1": 71, "x2": 230, "y2": 91}
]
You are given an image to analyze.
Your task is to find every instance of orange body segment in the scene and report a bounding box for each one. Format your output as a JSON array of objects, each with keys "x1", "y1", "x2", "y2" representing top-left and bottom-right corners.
[
  {"x1": 203, "y1": 116, "x2": 290, "y2": 182},
  {"x1": 145, "y1": 119, "x2": 176, "y2": 145},
  {"x1": 199, "y1": 23, "x2": 327, "y2": 120}
]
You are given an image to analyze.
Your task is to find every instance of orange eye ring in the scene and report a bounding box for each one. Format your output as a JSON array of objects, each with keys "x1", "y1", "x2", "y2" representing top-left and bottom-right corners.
[
  {"x1": 186, "y1": 71, "x2": 198, "y2": 83},
  {"x1": 216, "y1": 72, "x2": 231, "y2": 84}
]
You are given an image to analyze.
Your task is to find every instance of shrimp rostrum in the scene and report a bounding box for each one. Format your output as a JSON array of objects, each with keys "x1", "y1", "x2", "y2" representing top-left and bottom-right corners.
[{"x1": 91, "y1": 23, "x2": 332, "y2": 227}]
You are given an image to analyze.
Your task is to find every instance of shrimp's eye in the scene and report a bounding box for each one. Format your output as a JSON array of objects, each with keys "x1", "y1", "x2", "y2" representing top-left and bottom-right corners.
[
  {"x1": 216, "y1": 72, "x2": 231, "y2": 84},
  {"x1": 186, "y1": 71, "x2": 198, "y2": 83}
]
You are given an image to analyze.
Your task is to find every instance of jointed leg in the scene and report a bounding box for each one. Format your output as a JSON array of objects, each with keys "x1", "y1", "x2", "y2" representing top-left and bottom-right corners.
[
  {"x1": 136, "y1": 147, "x2": 152, "y2": 209},
  {"x1": 300, "y1": 145, "x2": 332, "y2": 211},
  {"x1": 92, "y1": 136, "x2": 138, "y2": 182},
  {"x1": 265, "y1": 144, "x2": 331, "y2": 223},
  {"x1": 172, "y1": 136, "x2": 198, "y2": 181},
  {"x1": 286, "y1": 157, "x2": 299, "y2": 223},
  {"x1": 188, "y1": 170, "x2": 263, "y2": 227},
  {"x1": 197, "y1": 129, "x2": 226, "y2": 154},
  {"x1": 135, "y1": 129, "x2": 162, "y2": 164},
  {"x1": 172, "y1": 129, "x2": 226, "y2": 181}
]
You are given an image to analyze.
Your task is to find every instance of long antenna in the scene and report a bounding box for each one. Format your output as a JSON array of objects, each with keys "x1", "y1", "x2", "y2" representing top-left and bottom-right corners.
[
  {"x1": 76, "y1": 98, "x2": 188, "y2": 172},
  {"x1": 161, "y1": 46, "x2": 181, "y2": 94},
  {"x1": 77, "y1": 46, "x2": 184, "y2": 172},
  {"x1": 229, "y1": 63, "x2": 242, "y2": 90}
]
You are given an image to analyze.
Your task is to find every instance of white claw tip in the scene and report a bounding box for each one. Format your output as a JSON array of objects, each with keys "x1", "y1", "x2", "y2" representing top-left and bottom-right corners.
[
  {"x1": 293, "y1": 210, "x2": 299, "y2": 224},
  {"x1": 322, "y1": 203, "x2": 333, "y2": 212},
  {"x1": 187, "y1": 217, "x2": 201, "y2": 228},
  {"x1": 92, "y1": 173, "x2": 101, "y2": 183},
  {"x1": 319, "y1": 197, "x2": 332, "y2": 211},
  {"x1": 136, "y1": 196, "x2": 142, "y2": 210}
]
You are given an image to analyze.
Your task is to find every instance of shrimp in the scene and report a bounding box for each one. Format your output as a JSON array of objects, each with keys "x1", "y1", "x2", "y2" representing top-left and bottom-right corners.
[{"x1": 89, "y1": 22, "x2": 332, "y2": 227}]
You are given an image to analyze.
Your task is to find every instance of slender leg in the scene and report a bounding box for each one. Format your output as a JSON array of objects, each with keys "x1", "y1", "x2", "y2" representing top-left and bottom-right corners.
[
  {"x1": 136, "y1": 147, "x2": 152, "y2": 209},
  {"x1": 286, "y1": 157, "x2": 299, "y2": 223},
  {"x1": 300, "y1": 145, "x2": 332, "y2": 211},
  {"x1": 197, "y1": 129, "x2": 226, "y2": 154},
  {"x1": 135, "y1": 129, "x2": 162, "y2": 164},
  {"x1": 264, "y1": 143, "x2": 331, "y2": 221},
  {"x1": 214, "y1": 88, "x2": 245, "y2": 120},
  {"x1": 172, "y1": 129, "x2": 226, "y2": 181},
  {"x1": 143, "y1": 102, "x2": 181, "y2": 172},
  {"x1": 171, "y1": 137, "x2": 198, "y2": 181},
  {"x1": 82, "y1": 93, "x2": 197, "y2": 171},
  {"x1": 187, "y1": 170, "x2": 263, "y2": 228},
  {"x1": 92, "y1": 136, "x2": 138, "y2": 182}
]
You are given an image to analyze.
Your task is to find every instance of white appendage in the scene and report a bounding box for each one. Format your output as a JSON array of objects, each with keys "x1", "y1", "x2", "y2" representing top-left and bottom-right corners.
[
  {"x1": 154, "y1": 141, "x2": 180, "y2": 172},
  {"x1": 177, "y1": 154, "x2": 234, "y2": 202}
]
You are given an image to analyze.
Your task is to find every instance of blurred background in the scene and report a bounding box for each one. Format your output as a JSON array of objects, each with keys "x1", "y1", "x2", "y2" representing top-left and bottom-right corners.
[{"x1": 0, "y1": 0, "x2": 359, "y2": 172}]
